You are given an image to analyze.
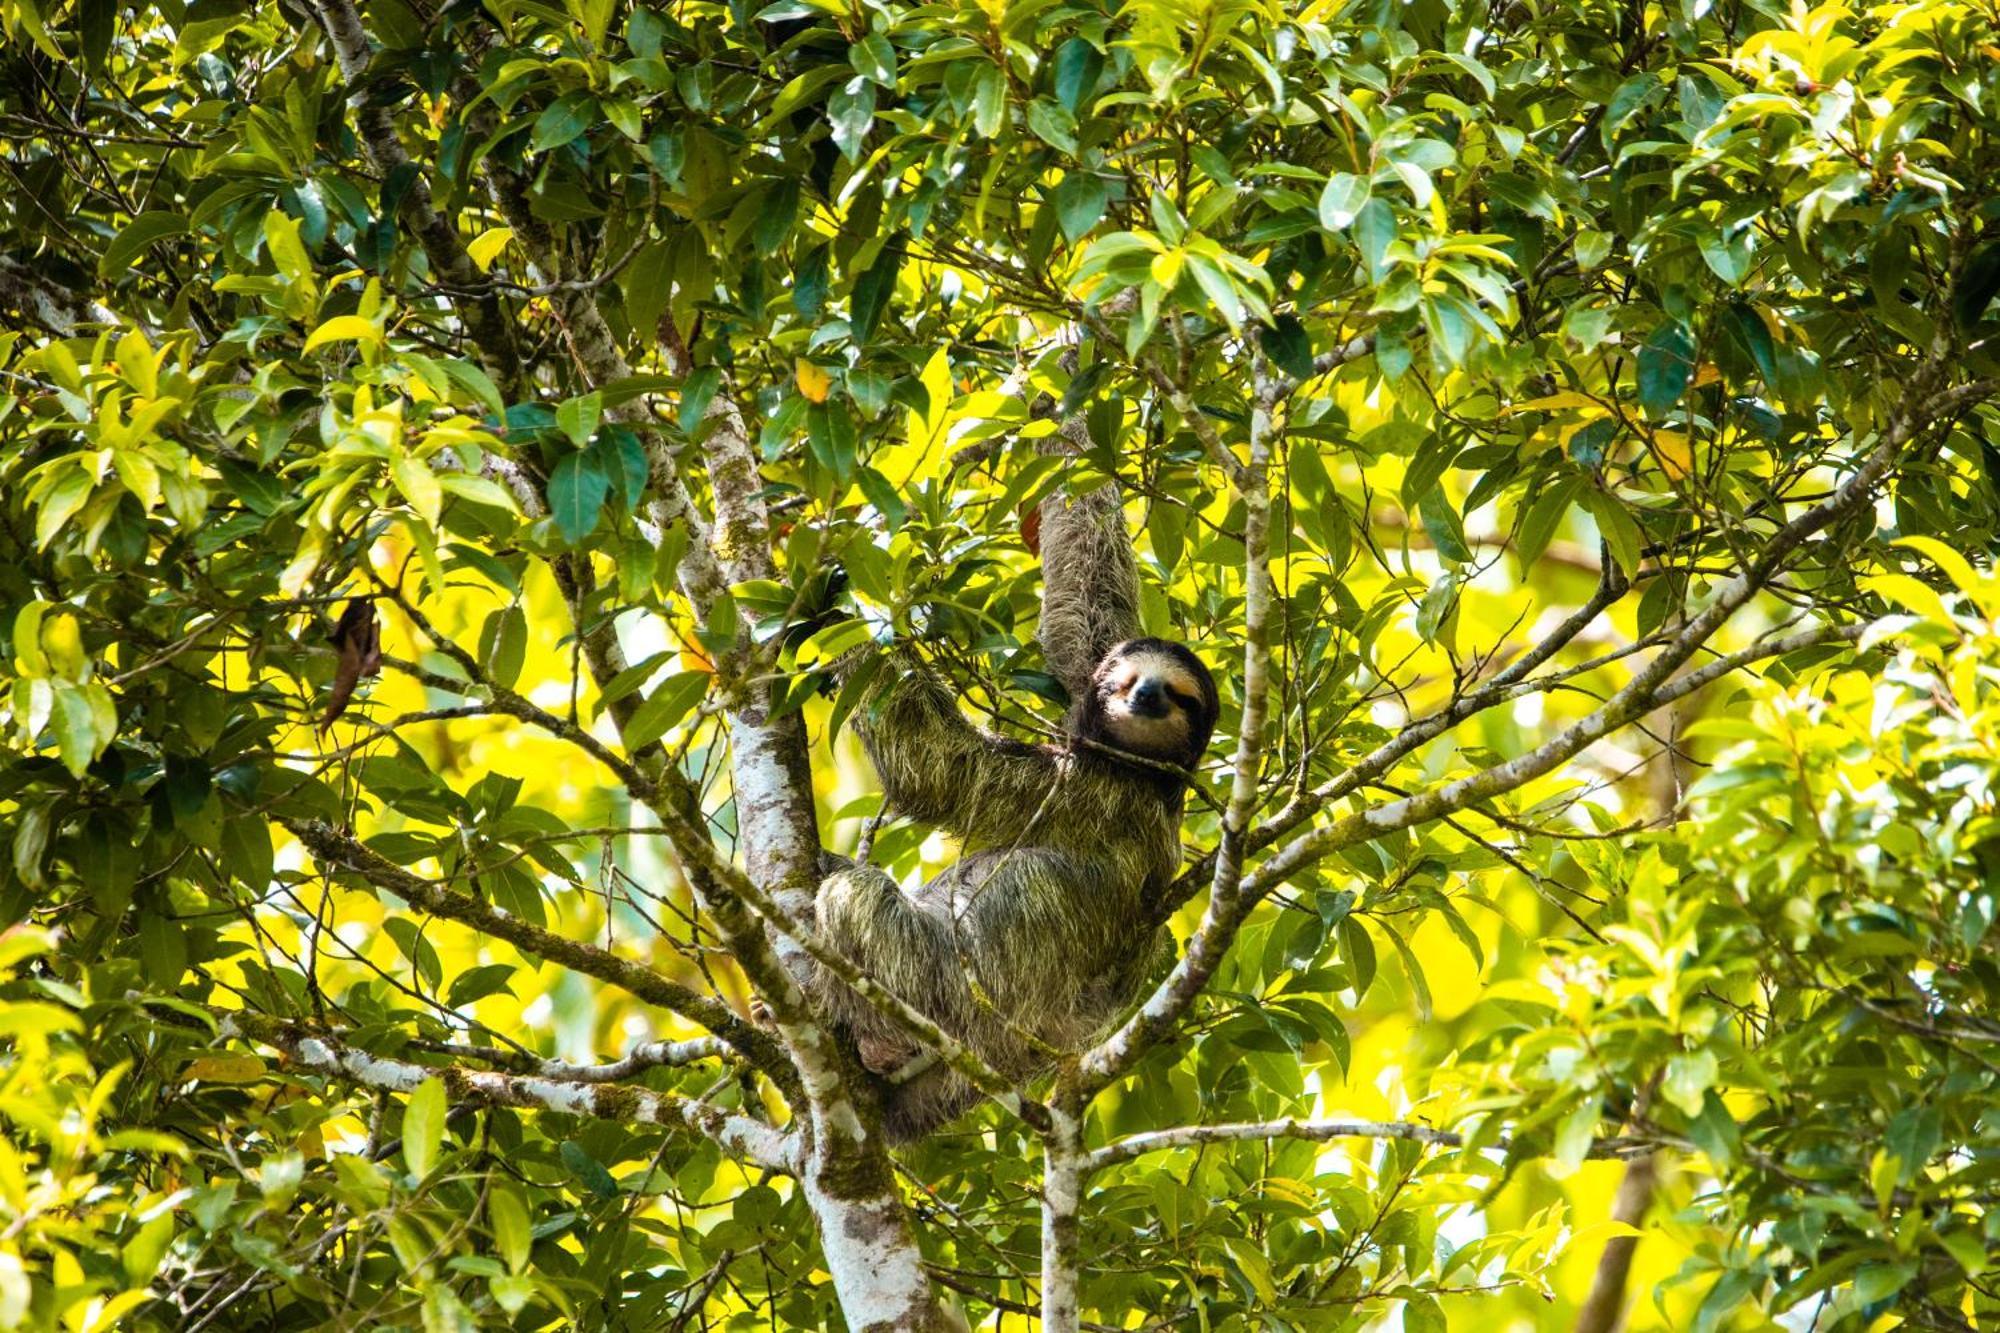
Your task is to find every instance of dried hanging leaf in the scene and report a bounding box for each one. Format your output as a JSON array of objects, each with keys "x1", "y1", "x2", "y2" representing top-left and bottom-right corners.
[{"x1": 319, "y1": 597, "x2": 382, "y2": 734}]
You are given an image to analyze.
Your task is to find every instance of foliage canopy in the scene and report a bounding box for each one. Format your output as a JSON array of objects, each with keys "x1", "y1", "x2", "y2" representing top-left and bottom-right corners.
[{"x1": 2, "y1": 0, "x2": 1999, "y2": 1326}]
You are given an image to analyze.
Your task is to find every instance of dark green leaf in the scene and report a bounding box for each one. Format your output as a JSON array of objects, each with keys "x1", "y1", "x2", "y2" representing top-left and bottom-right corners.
[
  {"x1": 1258, "y1": 315, "x2": 1315, "y2": 381},
  {"x1": 560, "y1": 1141, "x2": 619, "y2": 1197},
  {"x1": 1052, "y1": 38, "x2": 1102, "y2": 112},
  {"x1": 445, "y1": 963, "x2": 518, "y2": 1007},
  {"x1": 849, "y1": 241, "x2": 902, "y2": 341},
  {"x1": 531, "y1": 92, "x2": 596, "y2": 153},
  {"x1": 1052, "y1": 173, "x2": 1108, "y2": 245},
  {"x1": 547, "y1": 451, "x2": 611, "y2": 544},
  {"x1": 1637, "y1": 321, "x2": 1695, "y2": 417}
]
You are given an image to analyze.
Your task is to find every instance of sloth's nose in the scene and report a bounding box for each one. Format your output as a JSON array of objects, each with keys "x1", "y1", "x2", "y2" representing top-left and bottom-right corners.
[{"x1": 1130, "y1": 679, "x2": 1168, "y2": 716}]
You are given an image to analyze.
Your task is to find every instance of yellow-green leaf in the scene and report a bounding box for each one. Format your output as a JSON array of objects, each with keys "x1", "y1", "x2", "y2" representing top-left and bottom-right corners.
[
  {"x1": 391, "y1": 453, "x2": 442, "y2": 526},
  {"x1": 467, "y1": 227, "x2": 514, "y2": 273},
  {"x1": 403, "y1": 1076, "x2": 447, "y2": 1179},
  {"x1": 304, "y1": 316, "x2": 384, "y2": 352}
]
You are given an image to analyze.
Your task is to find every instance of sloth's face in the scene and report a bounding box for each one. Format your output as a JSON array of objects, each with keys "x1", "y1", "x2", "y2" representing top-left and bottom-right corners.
[{"x1": 1090, "y1": 640, "x2": 1218, "y2": 767}]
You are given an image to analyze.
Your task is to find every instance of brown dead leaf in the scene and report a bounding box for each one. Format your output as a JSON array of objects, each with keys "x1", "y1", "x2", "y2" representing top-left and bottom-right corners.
[
  {"x1": 319, "y1": 597, "x2": 382, "y2": 734},
  {"x1": 1021, "y1": 502, "x2": 1044, "y2": 557}
]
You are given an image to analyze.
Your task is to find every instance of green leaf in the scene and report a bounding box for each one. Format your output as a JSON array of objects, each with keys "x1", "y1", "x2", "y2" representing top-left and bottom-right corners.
[
  {"x1": 220, "y1": 815, "x2": 275, "y2": 893},
  {"x1": 12, "y1": 804, "x2": 50, "y2": 889},
  {"x1": 138, "y1": 911, "x2": 186, "y2": 984},
  {"x1": 403, "y1": 1077, "x2": 447, "y2": 1179},
  {"x1": 1847, "y1": 1263, "x2": 1916, "y2": 1307},
  {"x1": 1337, "y1": 916, "x2": 1376, "y2": 1002},
  {"x1": 679, "y1": 366, "x2": 721, "y2": 433},
  {"x1": 445, "y1": 963, "x2": 518, "y2": 1008},
  {"x1": 1052, "y1": 38, "x2": 1103, "y2": 112},
  {"x1": 36, "y1": 466, "x2": 94, "y2": 549},
  {"x1": 1553, "y1": 1096, "x2": 1600, "y2": 1172},
  {"x1": 849, "y1": 33, "x2": 895, "y2": 85},
  {"x1": 621, "y1": 240, "x2": 676, "y2": 341},
  {"x1": 1354, "y1": 197, "x2": 1396, "y2": 281},
  {"x1": 100, "y1": 211, "x2": 188, "y2": 278},
  {"x1": 754, "y1": 178, "x2": 800, "y2": 256},
  {"x1": 439, "y1": 359, "x2": 507, "y2": 420},
  {"x1": 489, "y1": 1186, "x2": 533, "y2": 1273},
  {"x1": 1025, "y1": 99, "x2": 1079, "y2": 155},
  {"x1": 1382, "y1": 921, "x2": 1433, "y2": 1022},
  {"x1": 1403, "y1": 1295, "x2": 1446, "y2": 1333},
  {"x1": 49, "y1": 682, "x2": 101, "y2": 778},
  {"x1": 559, "y1": 1140, "x2": 618, "y2": 1197},
  {"x1": 1052, "y1": 172, "x2": 1108, "y2": 245},
  {"x1": 971, "y1": 63, "x2": 1005, "y2": 138},
  {"x1": 303, "y1": 315, "x2": 381, "y2": 351},
  {"x1": 793, "y1": 245, "x2": 829, "y2": 316},
  {"x1": 531, "y1": 92, "x2": 596, "y2": 152},
  {"x1": 1258, "y1": 315, "x2": 1315, "y2": 381},
  {"x1": 547, "y1": 450, "x2": 610, "y2": 544},
  {"x1": 622, "y1": 671, "x2": 710, "y2": 751},
  {"x1": 1580, "y1": 488, "x2": 1644, "y2": 578},
  {"x1": 828, "y1": 81, "x2": 875, "y2": 162},
  {"x1": 391, "y1": 453, "x2": 441, "y2": 526},
  {"x1": 1317, "y1": 172, "x2": 1370, "y2": 231},
  {"x1": 849, "y1": 241, "x2": 902, "y2": 341},
  {"x1": 1662, "y1": 1048, "x2": 1719, "y2": 1116},
  {"x1": 556, "y1": 391, "x2": 603, "y2": 446},
  {"x1": 1516, "y1": 473, "x2": 1581, "y2": 570},
  {"x1": 1418, "y1": 487, "x2": 1471, "y2": 563},
  {"x1": 1953, "y1": 242, "x2": 2000, "y2": 329},
  {"x1": 478, "y1": 604, "x2": 527, "y2": 688},
  {"x1": 807, "y1": 403, "x2": 858, "y2": 480},
  {"x1": 1637, "y1": 321, "x2": 1695, "y2": 416}
]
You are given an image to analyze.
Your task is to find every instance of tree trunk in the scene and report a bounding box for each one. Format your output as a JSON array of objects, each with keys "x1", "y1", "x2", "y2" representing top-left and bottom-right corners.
[
  {"x1": 1574, "y1": 1154, "x2": 1659, "y2": 1333},
  {"x1": 803, "y1": 1148, "x2": 967, "y2": 1332}
]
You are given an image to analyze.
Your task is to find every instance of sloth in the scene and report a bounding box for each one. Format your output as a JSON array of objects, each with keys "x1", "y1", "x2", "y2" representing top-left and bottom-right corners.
[{"x1": 805, "y1": 475, "x2": 1220, "y2": 1143}]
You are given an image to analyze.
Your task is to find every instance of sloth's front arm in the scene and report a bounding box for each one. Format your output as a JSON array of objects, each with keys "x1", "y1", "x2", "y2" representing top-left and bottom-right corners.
[{"x1": 852, "y1": 658, "x2": 1061, "y2": 850}]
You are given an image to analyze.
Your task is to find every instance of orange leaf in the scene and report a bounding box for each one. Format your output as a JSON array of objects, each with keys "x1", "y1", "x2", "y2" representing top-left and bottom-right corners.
[
  {"x1": 795, "y1": 358, "x2": 833, "y2": 403},
  {"x1": 1653, "y1": 431, "x2": 1694, "y2": 480}
]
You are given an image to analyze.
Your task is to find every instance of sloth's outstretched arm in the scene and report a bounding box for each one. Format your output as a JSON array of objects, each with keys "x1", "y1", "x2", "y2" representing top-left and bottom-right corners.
[
  {"x1": 1037, "y1": 415, "x2": 1140, "y2": 703},
  {"x1": 853, "y1": 660, "x2": 1060, "y2": 848}
]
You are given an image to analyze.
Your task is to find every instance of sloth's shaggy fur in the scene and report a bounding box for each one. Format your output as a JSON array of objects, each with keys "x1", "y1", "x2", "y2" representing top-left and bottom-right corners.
[{"x1": 807, "y1": 481, "x2": 1219, "y2": 1143}]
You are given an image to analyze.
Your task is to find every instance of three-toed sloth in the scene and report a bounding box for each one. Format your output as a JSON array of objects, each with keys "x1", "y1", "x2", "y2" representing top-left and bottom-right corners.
[{"x1": 805, "y1": 470, "x2": 1220, "y2": 1142}]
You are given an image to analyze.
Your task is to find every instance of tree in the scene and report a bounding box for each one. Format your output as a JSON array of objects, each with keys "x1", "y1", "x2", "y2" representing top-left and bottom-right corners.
[{"x1": 1, "y1": 0, "x2": 1997, "y2": 1326}]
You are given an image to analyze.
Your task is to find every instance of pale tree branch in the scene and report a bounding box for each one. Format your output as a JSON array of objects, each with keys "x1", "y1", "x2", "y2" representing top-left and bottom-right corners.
[
  {"x1": 0, "y1": 255, "x2": 124, "y2": 335},
  {"x1": 455, "y1": 112, "x2": 840, "y2": 1068},
  {"x1": 1082, "y1": 1116, "x2": 1649, "y2": 1173},
  {"x1": 532, "y1": 1037, "x2": 728, "y2": 1082},
  {"x1": 1039, "y1": 1104, "x2": 1085, "y2": 1331},
  {"x1": 1075, "y1": 358, "x2": 1278, "y2": 1094},
  {"x1": 218, "y1": 1012, "x2": 795, "y2": 1172},
  {"x1": 279, "y1": 817, "x2": 788, "y2": 1076},
  {"x1": 1045, "y1": 353, "x2": 1282, "y2": 1333},
  {"x1": 692, "y1": 390, "x2": 824, "y2": 924}
]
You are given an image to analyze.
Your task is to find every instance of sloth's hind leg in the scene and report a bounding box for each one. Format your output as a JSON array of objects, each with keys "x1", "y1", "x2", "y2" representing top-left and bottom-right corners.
[{"x1": 813, "y1": 864, "x2": 970, "y2": 1053}]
